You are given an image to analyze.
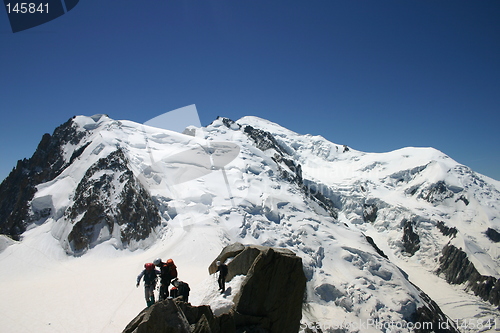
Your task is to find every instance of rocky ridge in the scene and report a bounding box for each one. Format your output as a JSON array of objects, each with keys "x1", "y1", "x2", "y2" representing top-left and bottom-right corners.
[{"x1": 124, "y1": 243, "x2": 307, "y2": 333}]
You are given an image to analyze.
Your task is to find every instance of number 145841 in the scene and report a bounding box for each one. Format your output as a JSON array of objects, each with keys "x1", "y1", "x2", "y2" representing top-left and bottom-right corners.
[{"x1": 6, "y1": 3, "x2": 49, "y2": 14}]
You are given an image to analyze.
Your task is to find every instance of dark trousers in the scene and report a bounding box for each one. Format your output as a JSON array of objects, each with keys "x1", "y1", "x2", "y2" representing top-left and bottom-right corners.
[
  {"x1": 159, "y1": 279, "x2": 171, "y2": 300},
  {"x1": 218, "y1": 275, "x2": 226, "y2": 292}
]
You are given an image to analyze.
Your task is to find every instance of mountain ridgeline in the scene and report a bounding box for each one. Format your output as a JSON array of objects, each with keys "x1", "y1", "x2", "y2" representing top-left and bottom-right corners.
[
  {"x1": 0, "y1": 117, "x2": 85, "y2": 239},
  {"x1": 0, "y1": 115, "x2": 161, "y2": 254},
  {"x1": 0, "y1": 114, "x2": 499, "y2": 331}
]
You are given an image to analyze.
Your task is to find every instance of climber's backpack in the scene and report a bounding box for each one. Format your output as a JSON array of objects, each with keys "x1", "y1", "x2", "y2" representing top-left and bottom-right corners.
[{"x1": 166, "y1": 259, "x2": 178, "y2": 278}]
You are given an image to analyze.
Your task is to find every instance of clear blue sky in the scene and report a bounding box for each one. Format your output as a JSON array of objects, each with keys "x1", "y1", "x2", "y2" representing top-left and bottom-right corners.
[{"x1": 1, "y1": 0, "x2": 499, "y2": 182}]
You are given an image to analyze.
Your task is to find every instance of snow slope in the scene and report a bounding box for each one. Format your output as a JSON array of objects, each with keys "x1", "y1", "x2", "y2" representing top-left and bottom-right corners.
[{"x1": 1, "y1": 114, "x2": 499, "y2": 332}]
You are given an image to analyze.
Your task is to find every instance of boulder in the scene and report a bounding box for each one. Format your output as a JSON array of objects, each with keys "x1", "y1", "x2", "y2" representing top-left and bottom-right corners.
[
  {"x1": 231, "y1": 246, "x2": 306, "y2": 333},
  {"x1": 208, "y1": 242, "x2": 246, "y2": 275},
  {"x1": 176, "y1": 302, "x2": 220, "y2": 333},
  {"x1": 122, "y1": 299, "x2": 191, "y2": 333},
  {"x1": 209, "y1": 243, "x2": 306, "y2": 333}
]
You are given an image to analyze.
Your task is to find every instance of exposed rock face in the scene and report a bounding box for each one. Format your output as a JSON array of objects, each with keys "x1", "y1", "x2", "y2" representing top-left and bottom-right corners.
[
  {"x1": 363, "y1": 203, "x2": 378, "y2": 223},
  {"x1": 485, "y1": 228, "x2": 500, "y2": 243},
  {"x1": 124, "y1": 299, "x2": 236, "y2": 333},
  {"x1": 122, "y1": 299, "x2": 191, "y2": 333},
  {"x1": 0, "y1": 117, "x2": 86, "y2": 239},
  {"x1": 243, "y1": 125, "x2": 287, "y2": 155},
  {"x1": 232, "y1": 246, "x2": 306, "y2": 333},
  {"x1": 364, "y1": 235, "x2": 388, "y2": 259},
  {"x1": 241, "y1": 122, "x2": 337, "y2": 219},
  {"x1": 210, "y1": 243, "x2": 307, "y2": 333},
  {"x1": 402, "y1": 219, "x2": 420, "y2": 256},
  {"x1": 420, "y1": 181, "x2": 461, "y2": 204},
  {"x1": 65, "y1": 149, "x2": 161, "y2": 254},
  {"x1": 436, "y1": 221, "x2": 458, "y2": 238},
  {"x1": 124, "y1": 243, "x2": 307, "y2": 333},
  {"x1": 437, "y1": 244, "x2": 500, "y2": 306},
  {"x1": 0, "y1": 115, "x2": 163, "y2": 255},
  {"x1": 411, "y1": 289, "x2": 459, "y2": 333}
]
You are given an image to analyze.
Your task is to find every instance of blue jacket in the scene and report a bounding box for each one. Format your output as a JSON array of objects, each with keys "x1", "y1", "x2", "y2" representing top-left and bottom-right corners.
[{"x1": 137, "y1": 269, "x2": 160, "y2": 286}]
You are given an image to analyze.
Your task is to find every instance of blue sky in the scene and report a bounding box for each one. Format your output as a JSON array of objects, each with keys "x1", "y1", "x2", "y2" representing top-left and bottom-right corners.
[{"x1": 1, "y1": 0, "x2": 499, "y2": 182}]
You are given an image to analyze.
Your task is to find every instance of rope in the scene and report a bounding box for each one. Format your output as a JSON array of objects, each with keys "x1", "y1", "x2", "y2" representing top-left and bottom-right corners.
[{"x1": 98, "y1": 285, "x2": 136, "y2": 333}]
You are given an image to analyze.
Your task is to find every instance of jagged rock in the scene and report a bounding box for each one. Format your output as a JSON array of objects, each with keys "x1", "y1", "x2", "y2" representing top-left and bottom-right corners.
[
  {"x1": 191, "y1": 314, "x2": 212, "y2": 333},
  {"x1": 420, "y1": 181, "x2": 462, "y2": 204},
  {"x1": 232, "y1": 247, "x2": 306, "y2": 333},
  {"x1": 0, "y1": 116, "x2": 163, "y2": 254},
  {"x1": 220, "y1": 117, "x2": 241, "y2": 130},
  {"x1": 241, "y1": 125, "x2": 337, "y2": 220},
  {"x1": 65, "y1": 149, "x2": 161, "y2": 254},
  {"x1": 402, "y1": 219, "x2": 420, "y2": 255},
  {"x1": 176, "y1": 302, "x2": 220, "y2": 333},
  {"x1": 243, "y1": 125, "x2": 287, "y2": 155},
  {"x1": 455, "y1": 195, "x2": 469, "y2": 206},
  {"x1": 211, "y1": 243, "x2": 307, "y2": 333},
  {"x1": 304, "y1": 183, "x2": 338, "y2": 219},
  {"x1": 209, "y1": 242, "x2": 246, "y2": 275},
  {"x1": 411, "y1": 290, "x2": 460, "y2": 333},
  {"x1": 437, "y1": 244, "x2": 500, "y2": 306},
  {"x1": 485, "y1": 228, "x2": 500, "y2": 243},
  {"x1": 436, "y1": 221, "x2": 458, "y2": 238},
  {"x1": 0, "y1": 117, "x2": 86, "y2": 238},
  {"x1": 363, "y1": 203, "x2": 378, "y2": 223},
  {"x1": 365, "y1": 235, "x2": 388, "y2": 259},
  {"x1": 122, "y1": 299, "x2": 191, "y2": 333}
]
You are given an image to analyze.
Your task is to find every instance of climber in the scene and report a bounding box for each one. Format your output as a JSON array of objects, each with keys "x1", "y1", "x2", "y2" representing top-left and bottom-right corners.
[
  {"x1": 136, "y1": 263, "x2": 160, "y2": 307},
  {"x1": 154, "y1": 258, "x2": 178, "y2": 300},
  {"x1": 170, "y1": 278, "x2": 191, "y2": 302},
  {"x1": 216, "y1": 260, "x2": 228, "y2": 293}
]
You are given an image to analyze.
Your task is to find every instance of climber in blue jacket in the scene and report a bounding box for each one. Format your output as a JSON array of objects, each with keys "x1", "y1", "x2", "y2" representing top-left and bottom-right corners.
[{"x1": 137, "y1": 263, "x2": 160, "y2": 307}]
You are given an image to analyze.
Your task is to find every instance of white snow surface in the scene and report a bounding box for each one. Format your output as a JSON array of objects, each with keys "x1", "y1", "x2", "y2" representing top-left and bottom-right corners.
[{"x1": 1, "y1": 114, "x2": 500, "y2": 332}]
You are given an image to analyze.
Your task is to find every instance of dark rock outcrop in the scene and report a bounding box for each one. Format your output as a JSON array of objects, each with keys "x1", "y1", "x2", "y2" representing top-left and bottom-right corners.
[
  {"x1": 410, "y1": 289, "x2": 460, "y2": 333},
  {"x1": 65, "y1": 149, "x2": 161, "y2": 254},
  {"x1": 241, "y1": 123, "x2": 337, "y2": 219},
  {"x1": 303, "y1": 182, "x2": 338, "y2": 219},
  {"x1": 124, "y1": 299, "x2": 236, "y2": 333},
  {"x1": 0, "y1": 115, "x2": 162, "y2": 255},
  {"x1": 243, "y1": 125, "x2": 288, "y2": 155},
  {"x1": 436, "y1": 221, "x2": 458, "y2": 238},
  {"x1": 363, "y1": 203, "x2": 378, "y2": 223},
  {"x1": 231, "y1": 246, "x2": 306, "y2": 333},
  {"x1": 485, "y1": 228, "x2": 500, "y2": 243},
  {"x1": 365, "y1": 235, "x2": 388, "y2": 259},
  {"x1": 210, "y1": 243, "x2": 307, "y2": 333},
  {"x1": 420, "y1": 181, "x2": 462, "y2": 204},
  {"x1": 455, "y1": 195, "x2": 469, "y2": 206},
  {"x1": 437, "y1": 244, "x2": 500, "y2": 306},
  {"x1": 123, "y1": 299, "x2": 192, "y2": 333},
  {"x1": 220, "y1": 117, "x2": 241, "y2": 130},
  {"x1": 0, "y1": 117, "x2": 87, "y2": 239},
  {"x1": 402, "y1": 220, "x2": 420, "y2": 256}
]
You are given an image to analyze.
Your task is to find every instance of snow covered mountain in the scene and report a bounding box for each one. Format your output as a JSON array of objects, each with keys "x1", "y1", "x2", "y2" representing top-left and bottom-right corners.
[{"x1": 0, "y1": 114, "x2": 499, "y2": 332}]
